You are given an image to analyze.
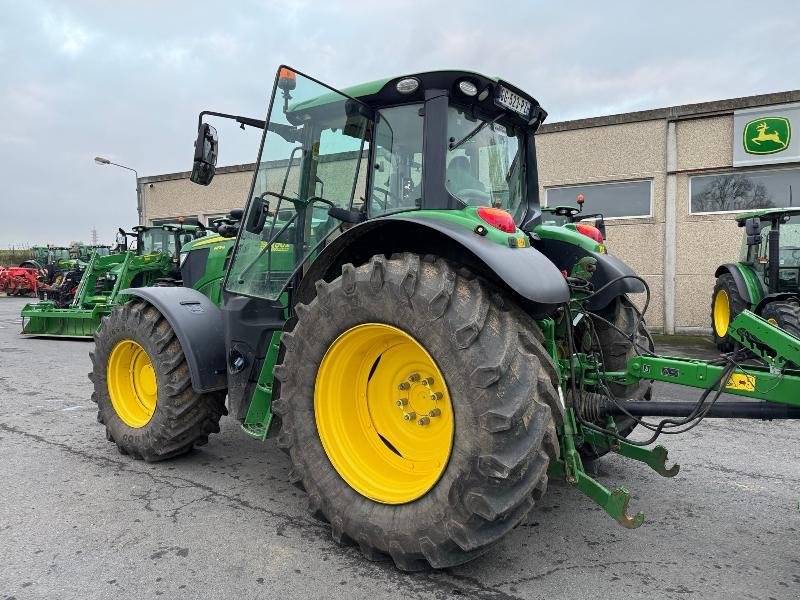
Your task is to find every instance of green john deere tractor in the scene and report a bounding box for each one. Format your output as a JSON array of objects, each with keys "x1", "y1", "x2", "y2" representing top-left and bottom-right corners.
[
  {"x1": 21, "y1": 222, "x2": 235, "y2": 337},
  {"x1": 712, "y1": 207, "x2": 800, "y2": 351},
  {"x1": 88, "y1": 67, "x2": 800, "y2": 570}
]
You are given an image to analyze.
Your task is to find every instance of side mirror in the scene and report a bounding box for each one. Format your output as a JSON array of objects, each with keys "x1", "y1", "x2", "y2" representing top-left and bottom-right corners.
[
  {"x1": 190, "y1": 123, "x2": 218, "y2": 186},
  {"x1": 116, "y1": 229, "x2": 128, "y2": 250},
  {"x1": 745, "y1": 217, "x2": 762, "y2": 246}
]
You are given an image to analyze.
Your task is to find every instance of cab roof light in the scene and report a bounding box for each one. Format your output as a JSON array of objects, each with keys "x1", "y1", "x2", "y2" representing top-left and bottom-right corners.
[
  {"x1": 458, "y1": 80, "x2": 478, "y2": 97},
  {"x1": 477, "y1": 206, "x2": 516, "y2": 234},
  {"x1": 396, "y1": 78, "x2": 419, "y2": 94}
]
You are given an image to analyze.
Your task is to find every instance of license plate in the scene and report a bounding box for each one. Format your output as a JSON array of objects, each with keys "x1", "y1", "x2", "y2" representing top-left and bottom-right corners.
[{"x1": 495, "y1": 85, "x2": 531, "y2": 117}]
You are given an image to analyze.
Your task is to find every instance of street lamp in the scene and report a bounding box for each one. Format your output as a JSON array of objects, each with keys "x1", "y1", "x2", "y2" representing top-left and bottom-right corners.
[{"x1": 94, "y1": 156, "x2": 142, "y2": 224}]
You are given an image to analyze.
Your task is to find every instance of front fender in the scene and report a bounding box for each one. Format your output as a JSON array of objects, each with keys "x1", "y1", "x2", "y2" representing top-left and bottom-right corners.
[
  {"x1": 122, "y1": 287, "x2": 227, "y2": 393},
  {"x1": 714, "y1": 264, "x2": 761, "y2": 306},
  {"x1": 296, "y1": 215, "x2": 570, "y2": 316}
]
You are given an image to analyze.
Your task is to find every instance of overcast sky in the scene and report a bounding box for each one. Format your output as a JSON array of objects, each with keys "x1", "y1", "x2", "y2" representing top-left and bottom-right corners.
[{"x1": 1, "y1": 0, "x2": 799, "y2": 245}]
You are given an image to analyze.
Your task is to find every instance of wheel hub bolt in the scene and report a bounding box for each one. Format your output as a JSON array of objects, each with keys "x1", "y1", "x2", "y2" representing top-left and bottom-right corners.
[
  {"x1": 408, "y1": 373, "x2": 421, "y2": 382},
  {"x1": 398, "y1": 382, "x2": 410, "y2": 391},
  {"x1": 403, "y1": 412, "x2": 417, "y2": 421},
  {"x1": 421, "y1": 377, "x2": 434, "y2": 387},
  {"x1": 417, "y1": 416, "x2": 430, "y2": 426},
  {"x1": 396, "y1": 398, "x2": 408, "y2": 407},
  {"x1": 429, "y1": 392, "x2": 443, "y2": 401},
  {"x1": 428, "y1": 408, "x2": 441, "y2": 417}
]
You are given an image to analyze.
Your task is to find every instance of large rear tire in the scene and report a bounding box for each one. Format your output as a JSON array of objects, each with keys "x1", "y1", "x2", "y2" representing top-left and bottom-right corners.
[
  {"x1": 760, "y1": 299, "x2": 800, "y2": 367},
  {"x1": 90, "y1": 299, "x2": 227, "y2": 461},
  {"x1": 711, "y1": 273, "x2": 748, "y2": 352},
  {"x1": 274, "y1": 254, "x2": 561, "y2": 570},
  {"x1": 578, "y1": 296, "x2": 653, "y2": 461}
]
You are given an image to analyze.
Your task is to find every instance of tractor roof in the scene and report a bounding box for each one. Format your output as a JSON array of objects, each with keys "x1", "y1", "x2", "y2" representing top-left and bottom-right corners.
[
  {"x1": 735, "y1": 206, "x2": 800, "y2": 223},
  {"x1": 288, "y1": 70, "x2": 545, "y2": 126},
  {"x1": 133, "y1": 224, "x2": 200, "y2": 232}
]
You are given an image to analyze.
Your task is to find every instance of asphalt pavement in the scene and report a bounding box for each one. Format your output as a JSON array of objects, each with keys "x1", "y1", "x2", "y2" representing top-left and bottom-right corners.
[{"x1": 1, "y1": 296, "x2": 798, "y2": 600}]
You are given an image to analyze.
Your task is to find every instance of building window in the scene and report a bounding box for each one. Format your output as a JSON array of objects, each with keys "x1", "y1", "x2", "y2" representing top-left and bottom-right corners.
[
  {"x1": 545, "y1": 180, "x2": 652, "y2": 218},
  {"x1": 690, "y1": 167, "x2": 800, "y2": 214},
  {"x1": 150, "y1": 216, "x2": 199, "y2": 226}
]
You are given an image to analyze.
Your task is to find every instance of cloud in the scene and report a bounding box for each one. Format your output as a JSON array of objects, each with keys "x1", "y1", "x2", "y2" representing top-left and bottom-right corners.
[
  {"x1": 0, "y1": 0, "x2": 799, "y2": 245},
  {"x1": 42, "y1": 9, "x2": 93, "y2": 57}
]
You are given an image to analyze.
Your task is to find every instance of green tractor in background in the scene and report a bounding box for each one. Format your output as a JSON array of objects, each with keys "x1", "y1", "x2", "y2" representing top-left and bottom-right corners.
[
  {"x1": 21, "y1": 222, "x2": 236, "y2": 337},
  {"x1": 87, "y1": 67, "x2": 800, "y2": 570},
  {"x1": 712, "y1": 207, "x2": 800, "y2": 351}
]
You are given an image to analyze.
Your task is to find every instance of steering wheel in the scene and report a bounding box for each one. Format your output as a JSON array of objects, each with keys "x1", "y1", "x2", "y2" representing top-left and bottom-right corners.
[{"x1": 458, "y1": 188, "x2": 492, "y2": 204}]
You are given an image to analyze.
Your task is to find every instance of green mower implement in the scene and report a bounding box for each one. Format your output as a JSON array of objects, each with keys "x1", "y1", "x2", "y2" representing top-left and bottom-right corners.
[
  {"x1": 88, "y1": 67, "x2": 800, "y2": 570},
  {"x1": 712, "y1": 207, "x2": 800, "y2": 351},
  {"x1": 20, "y1": 223, "x2": 226, "y2": 338}
]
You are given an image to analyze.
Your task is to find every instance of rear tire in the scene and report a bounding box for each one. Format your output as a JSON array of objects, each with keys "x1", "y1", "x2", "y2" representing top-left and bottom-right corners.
[
  {"x1": 90, "y1": 299, "x2": 227, "y2": 461},
  {"x1": 274, "y1": 253, "x2": 561, "y2": 570},
  {"x1": 578, "y1": 296, "x2": 653, "y2": 461},
  {"x1": 711, "y1": 274, "x2": 748, "y2": 352},
  {"x1": 760, "y1": 299, "x2": 800, "y2": 367}
]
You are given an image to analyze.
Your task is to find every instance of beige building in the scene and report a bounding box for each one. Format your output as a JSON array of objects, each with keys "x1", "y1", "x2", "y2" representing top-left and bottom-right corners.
[{"x1": 139, "y1": 90, "x2": 800, "y2": 334}]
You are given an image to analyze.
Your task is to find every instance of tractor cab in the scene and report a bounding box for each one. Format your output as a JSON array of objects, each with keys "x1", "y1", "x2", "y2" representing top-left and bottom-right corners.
[
  {"x1": 192, "y1": 67, "x2": 548, "y2": 303},
  {"x1": 738, "y1": 207, "x2": 800, "y2": 294}
]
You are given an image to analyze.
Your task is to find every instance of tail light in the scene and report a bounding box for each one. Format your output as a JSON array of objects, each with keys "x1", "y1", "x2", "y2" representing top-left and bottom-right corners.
[
  {"x1": 477, "y1": 207, "x2": 516, "y2": 233},
  {"x1": 576, "y1": 223, "x2": 604, "y2": 244}
]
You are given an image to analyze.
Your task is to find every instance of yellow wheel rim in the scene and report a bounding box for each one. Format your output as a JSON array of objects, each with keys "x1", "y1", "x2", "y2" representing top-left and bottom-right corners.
[
  {"x1": 713, "y1": 289, "x2": 731, "y2": 338},
  {"x1": 767, "y1": 317, "x2": 778, "y2": 326},
  {"x1": 107, "y1": 339, "x2": 158, "y2": 428},
  {"x1": 315, "y1": 323, "x2": 453, "y2": 504}
]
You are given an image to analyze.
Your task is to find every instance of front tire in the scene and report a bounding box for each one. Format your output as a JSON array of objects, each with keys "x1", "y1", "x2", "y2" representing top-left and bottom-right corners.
[
  {"x1": 90, "y1": 299, "x2": 227, "y2": 461},
  {"x1": 711, "y1": 273, "x2": 748, "y2": 352},
  {"x1": 274, "y1": 254, "x2": 561, "y2": 570}
]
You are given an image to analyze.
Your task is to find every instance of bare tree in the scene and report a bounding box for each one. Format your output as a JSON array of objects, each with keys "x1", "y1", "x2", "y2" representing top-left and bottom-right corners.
[{"x1": 692, "y1": 174, "x2": 775, "y2": 212}]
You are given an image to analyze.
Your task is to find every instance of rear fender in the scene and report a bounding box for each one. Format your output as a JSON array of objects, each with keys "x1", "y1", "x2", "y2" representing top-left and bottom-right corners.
[
  {"x1": 754, "y1": 292, "x2": 800, "y2": 315},
  {"x1": 295, "y1": 215, "x2": 570, "y2": 317},
  {"x1": 122, "y1": 287, "x2": 227, "y2": 393},
  {"x1": 535, "y1": 237, "x2": 646, "y2": 310}
]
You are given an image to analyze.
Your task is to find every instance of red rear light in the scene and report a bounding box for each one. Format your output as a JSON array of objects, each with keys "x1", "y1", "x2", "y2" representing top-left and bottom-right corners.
[
  {"x1": 576, "y1": 223, "x2": 604, "y2": 244},
  {"x1": 477, "y1": 207, "x2": 516, "y2": 234}
]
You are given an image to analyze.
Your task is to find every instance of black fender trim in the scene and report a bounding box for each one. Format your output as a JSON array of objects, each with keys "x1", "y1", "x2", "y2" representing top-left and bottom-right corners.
[
  {"x1": 122, "y1": 287, "x2": 227, "y2": 393},
  {"x1": 535, "y1": 238, "x2": 645, "y2": 310},
  {"x1": 754, "y1": 292, "x2": 800, "y2": 315},
  {"x1": 714, "y1": 264, "x2": 755, "y2": 305},
  {"x1": 296, "y1": 215, "x2": 570, "y2": 315}
]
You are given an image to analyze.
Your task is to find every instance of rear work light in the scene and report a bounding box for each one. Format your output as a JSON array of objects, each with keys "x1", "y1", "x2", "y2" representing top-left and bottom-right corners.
[
  {"x1": 576, "y1": 223, "x2": 604, "y2": 244},
  {"x1": 477, "y1": 207, "x2": 516, "y2": 233}
]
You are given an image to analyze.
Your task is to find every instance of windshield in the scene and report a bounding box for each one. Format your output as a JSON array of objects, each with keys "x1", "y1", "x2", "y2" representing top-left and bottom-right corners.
[
  {"x1": 139, "y1": 229, "x2": 176, "y2": 256},
  {"x1": 225, "y1": 69, "x2": 372, "y2": 301},
  {"x1": 445, "y1": 106, "x2": 525, "y2": 221}
]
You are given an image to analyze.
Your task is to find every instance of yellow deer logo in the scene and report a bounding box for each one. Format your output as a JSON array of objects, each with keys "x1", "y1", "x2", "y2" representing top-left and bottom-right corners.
[{"x1": 751, "y1": 121, "x2": 784, "y2": 146}]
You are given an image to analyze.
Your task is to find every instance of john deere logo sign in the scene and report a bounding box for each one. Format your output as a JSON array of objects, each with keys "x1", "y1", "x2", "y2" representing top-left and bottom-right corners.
[
  {"x1": 734, "y1": 103, "x2": 800, "y2": 167},
  {"x1": 743, "y1": 117, "x2": 790, "y2": 155}
]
